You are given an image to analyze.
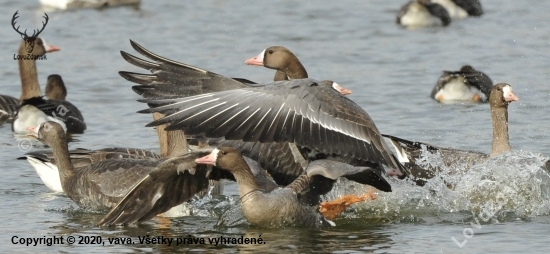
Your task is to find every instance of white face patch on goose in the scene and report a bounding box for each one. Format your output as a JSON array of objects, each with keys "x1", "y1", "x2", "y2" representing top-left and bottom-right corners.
[
  {"x1": 502, "y1": 85, "x2": 519, "y2": 102},
  {"x1": 211, "y1": 148, "x2": 220, "y2": 165}
]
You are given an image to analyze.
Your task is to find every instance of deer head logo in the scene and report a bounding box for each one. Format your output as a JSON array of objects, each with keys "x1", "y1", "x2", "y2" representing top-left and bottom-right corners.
[{"x1": 11, "y1": 10, "x2": 49, "y2": 54}]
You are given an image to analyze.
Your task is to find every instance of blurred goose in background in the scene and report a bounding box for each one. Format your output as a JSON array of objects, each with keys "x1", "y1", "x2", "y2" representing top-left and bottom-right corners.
[
  {"x1": 39, "y1": 0, "x2": 140, "y2": 10},
  {"x1": 384, "y1": 83, "x2": 536, "y2": 184},
  {"x1": 99, "y1": 147, "x2": 380, "y2": 227},
  {"x1": 44, "y1": 74, "x2": 67, "y2": 100},
  {"x1": 0, "y1": 38, "x2": 59, "y2": 124},
  {"x1": 431, "y1": 0, "x2": 483, "y2": 18},
  {"x1": 396, "y1": 0, "x2": 451, "y2": 27},
  {"x1": 244, "y1": 46, "x2": 351, "y2": 95},
  {"x1": 431, "y1": 65, "x2": 493, "y2": 103}
]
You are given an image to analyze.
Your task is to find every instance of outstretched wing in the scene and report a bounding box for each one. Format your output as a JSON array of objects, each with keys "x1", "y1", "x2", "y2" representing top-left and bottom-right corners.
[
  {"x1": 98, "y1": 149, "x2": 231, "y2": 226},
  {"x1": 119, "y1": 40, "x2": 251, "y2": 99},
  {"x1": 139, "y1": 79, "x2": 402, "y2": 173}
]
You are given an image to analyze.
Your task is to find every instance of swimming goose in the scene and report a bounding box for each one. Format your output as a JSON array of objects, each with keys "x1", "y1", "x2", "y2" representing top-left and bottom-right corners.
[
  {"x1": 39, "y1": 0, "x2": 140, "y2": 10},
  {"x1": 431, "y1": 0, "x2": 483, "y2": 18},
  {"x1": 26, "y1": 121, "x2": 207, "y2": 210},
  {"x1": 396, "y1": 0, "x2": 451, "y2": 27},
  {"x1": 19, "y1": 147, "x2": 162, "y2": 192},
  {"x1": 0, "y1": 38, "x2": 59, "y2": 124},
  {"x1": 244, "y1": 46, "x2": 352, "y2": 95},
  {"x1": 20, "y1": 106, "x2": 187, "y2": 192},
  {"x1": 431, "y1": 65, "x2": 493, "y2": 103},
  {"x1": 99, "y1": 147, "x2": 382, "y2": 227},
  {"x1": 385, "y1": 83, "x2": 521, "y2": 183}
]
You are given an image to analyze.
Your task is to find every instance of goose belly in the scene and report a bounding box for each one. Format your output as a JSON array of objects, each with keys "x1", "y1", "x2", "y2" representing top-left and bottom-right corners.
[
  {"x1": 399, "y1": 5, "x2": 443, "y2": 27},
  {"x1": 434, "y1": 79, "x2": 486, "y2": 103},
  {"x1": 240, "y1": 189, "x2": 323, "y2": 228}
]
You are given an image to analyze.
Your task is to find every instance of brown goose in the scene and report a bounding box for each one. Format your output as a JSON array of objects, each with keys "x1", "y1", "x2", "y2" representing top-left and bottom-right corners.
[
  {"x1": 99, "y1": 147, "x2": 381, "y2": 227},
  {"x1": 121, "y1": 40, "x2": 352, "y2": 100},
  {"x1": 396, "y1": 0, "x2": 451, "y2": 28},
  {"x1": 0, "y1": 38, "x2": 59, "y2": 124},
  {"x1": 431, "y1": 65, "x2": 493, "y2": 103},
  {"x1": 26, "y1": 121, "x2": 207, "y2": 210},
  {"x1": 45, "y1": 74, "x2": 67, "y2": 100},
  {"x1": 385, "y1": 83, "x2": 523, "y2": 184},
  {"x1": 244, "y1": 46, "x2": 351, "y2": 95},
  {"x1": 20, "y1": 105, "x2": 187, "y2": 193}
]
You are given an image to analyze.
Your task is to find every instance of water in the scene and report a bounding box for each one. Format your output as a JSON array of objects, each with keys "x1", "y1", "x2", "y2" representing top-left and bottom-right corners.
[{"x1": 1, "y1": 0, "x2": 550, "y2": 252}]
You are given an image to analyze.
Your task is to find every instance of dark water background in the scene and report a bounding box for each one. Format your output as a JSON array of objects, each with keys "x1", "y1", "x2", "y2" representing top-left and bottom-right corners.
[{"x1": 1, "y1": 0, "x2": 549, "y2": 253}]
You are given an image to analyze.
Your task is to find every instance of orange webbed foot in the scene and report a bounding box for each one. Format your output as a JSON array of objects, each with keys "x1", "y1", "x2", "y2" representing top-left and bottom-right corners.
[{"x1": 319, "y1": 188, "x2": 377, "y2": 220}]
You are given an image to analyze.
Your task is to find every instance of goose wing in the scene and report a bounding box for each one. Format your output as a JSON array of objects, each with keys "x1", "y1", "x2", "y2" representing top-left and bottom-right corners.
[
  {"x1": 119, "y1": 40, "x2": 251, "y2": 99},
  {"x1": 140, "y1": 78, "x2": 402, "y2": 174},
  {"x1": 98, "y1": 149, "x2": 230, "y2": 226}
]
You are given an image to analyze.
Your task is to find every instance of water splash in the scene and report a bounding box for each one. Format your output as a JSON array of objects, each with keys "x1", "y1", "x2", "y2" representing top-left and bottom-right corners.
[{"x1": 328, "y1": 150, "x2": 550, "y2": 223}]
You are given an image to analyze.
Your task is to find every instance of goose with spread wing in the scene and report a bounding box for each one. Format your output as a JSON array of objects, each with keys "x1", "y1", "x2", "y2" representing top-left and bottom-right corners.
[
  {"x1": 99, "y1": 147, "x2": 380, "y2": 227},
  {"x1": 120, "y1": 40, "x2": 352, "y2": 100}
]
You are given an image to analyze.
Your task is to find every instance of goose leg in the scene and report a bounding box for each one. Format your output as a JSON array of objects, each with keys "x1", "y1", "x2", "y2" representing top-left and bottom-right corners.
[{"x1": 319, "y1": 187, "x2": 377, "y2": 220}]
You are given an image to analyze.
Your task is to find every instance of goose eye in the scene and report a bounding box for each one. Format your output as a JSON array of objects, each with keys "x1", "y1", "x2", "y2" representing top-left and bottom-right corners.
[
  {"x1": 497, "y1": 87, "x2": 502, "y2": 91},
  {"x1": 268, "y1": 50, "x2": 273, "y2": 54},
  {"x1": 220, "y1": 150, "x2": 226, "y2": 155}
]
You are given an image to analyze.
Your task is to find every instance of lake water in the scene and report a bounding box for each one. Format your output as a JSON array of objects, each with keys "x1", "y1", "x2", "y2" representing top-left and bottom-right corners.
[{"x1": 1, "y1": 0, "x2": 549, "y2": 253}]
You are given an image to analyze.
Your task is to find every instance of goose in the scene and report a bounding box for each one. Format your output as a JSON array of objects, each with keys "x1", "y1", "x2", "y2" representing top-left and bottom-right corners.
[
  {"x1": 26, "y1": 121, "x2": 206, "y2": 210},
  {"x1": 120, "y1": 40, "x2": 352, "y2": 99},
  {"x1": 396, "y1": 0, "x2": 451, "y2": 27},
  {"x1": 431, "y1": 0, "x2": 483, "y2": 18},
  {"x1": 0, "y1": 38, "x2": 59, "y2": 124},
  {"x1": 244, "y1": 46, "x2": 351, "y2": 95},
  {"x1": 14, "y1": 74, "x2": 86, "y2": 134},
  {"x1": 19, "y1": 147, "x2": 162, "y2": 192},
  {"x1": 385, "y1": 83, "x2": 524, "y2": 184},
  {"x1": 99, "y1": 147, "x2": 382, "y2": 228},
  {"x1": 39, "y1": 0, "x2": 140, "y2": 10},
  {"x1": 431, "y1": 65, "x2": 493, "y2": 103},
  {"x1": 45, "y1": 74, "x2": 67, "y2": 100},
  {"x1": 20, "y1": 105, "x2": 188, "y2": 193},
  {"x1": 119, "y1": 40, "x2": 405, "y2": 178},
  {"x1": 119, "y1": 40, "x2": 401, "y2": 214}
]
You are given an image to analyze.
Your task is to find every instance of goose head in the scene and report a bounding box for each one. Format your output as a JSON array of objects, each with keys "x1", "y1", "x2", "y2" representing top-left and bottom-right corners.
[
  {"x1": 26, "y1": 121, "x2": 65, "y2": 145},
  {"x1": 490, "y1": 83, "x2": 519, "y2": 109},
  {"x1": 195, "y1": 147, "x2": 247, "y2": 172}
]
